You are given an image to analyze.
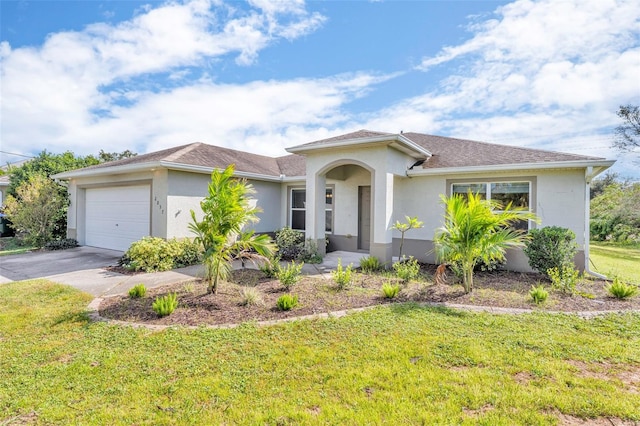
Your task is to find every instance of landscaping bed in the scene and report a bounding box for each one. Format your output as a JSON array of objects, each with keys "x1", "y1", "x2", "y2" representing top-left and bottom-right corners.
[{"x1": 98, "y1": 265, "x2": 640, "y2": 326}]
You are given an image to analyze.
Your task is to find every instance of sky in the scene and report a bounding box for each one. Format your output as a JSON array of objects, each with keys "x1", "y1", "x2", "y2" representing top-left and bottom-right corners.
[{"x1": 1, "y1": 0, "x2": 639, "y2": 179}]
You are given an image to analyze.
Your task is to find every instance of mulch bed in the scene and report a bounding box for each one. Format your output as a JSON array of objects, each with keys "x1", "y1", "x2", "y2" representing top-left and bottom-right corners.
[{"x1": 98, "y1": 265, "x2": 640, "y2": 327}]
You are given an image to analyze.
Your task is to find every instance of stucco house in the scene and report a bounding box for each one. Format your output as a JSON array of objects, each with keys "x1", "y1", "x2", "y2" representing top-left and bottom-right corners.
[{"x1": 53, "y1": 130, "x2": 614, "y2": 271}]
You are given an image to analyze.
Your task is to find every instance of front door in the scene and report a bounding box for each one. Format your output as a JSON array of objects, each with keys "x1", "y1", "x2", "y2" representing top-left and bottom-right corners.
[{"x1": 358, "y1": 186, "x2": 371, "y2": 251}]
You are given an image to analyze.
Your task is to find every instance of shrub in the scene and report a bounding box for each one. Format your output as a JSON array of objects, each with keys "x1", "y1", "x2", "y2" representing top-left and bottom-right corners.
[
  {"x1": 240, "y1": 287, "x2": 264, "y2": 306},
  {"x1": 277, "y1": 261, "x2": 304, "y2": 290},
  {"x1": 152, "y1": 293, "x2": 178, "y2": 317},
  {"x1": 360, "y1": 256, "x2": 381, "y2": 273},
  {"x1": 524, "y1": 227, "x2": 577, "y2": 277},
  {"x1": 122, "y1": 237, "x2": 202, "y2": 272},
  {"x1": 276, "y1": 294, "x2": 298, "y2": 311},
  {"x1": 381, "y1": 282, "x2": 400, "y2": 299},
  {"x1": 259, "y1": 255, "x2": 281, "y2": 278},
  {"x1": 332, "y1": 259, "x2": 353, "y2": 290},
  {"x1": 275, "y1": 227, "x2": 305, "y2": 260},
  {"x1": 547, "y1": 265, "x2": 580, "y2": 295},
  {"x1": 607, "y1": 277, "x2": 638, "y2": 300},
  {"x1": 529, "y1": 284, "x2": 548, "y2": 304},
  {"x1": 44, "y1": 238, "x2": 79, "y2": 251},
  {"x1": 128, "y1": 283, "x2": 147, "y2": 298},
  {"x1": 393, "y1": 257, "x2": 420, "y2": 283}
]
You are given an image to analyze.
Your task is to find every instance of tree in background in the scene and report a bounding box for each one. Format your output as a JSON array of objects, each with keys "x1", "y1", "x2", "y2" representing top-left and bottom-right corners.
[
  {"x1": 435, "y1": 192, "x2": 538, "y2": 294},
  {"x1": 591, "y1": 180, "x2": 640, "y2": 243},
  {"x1": 98, "y1": 149, "x2": 137, "y2": 162},
  {"x1": 189, "y1": 165, "x2": 275, "y2": 294},
  {"x1": 4, "y1": 175, "x2": 66, "y2": 246},
  {"x1": 614, "y1": 104, "x2": 640, "y2": 154}
]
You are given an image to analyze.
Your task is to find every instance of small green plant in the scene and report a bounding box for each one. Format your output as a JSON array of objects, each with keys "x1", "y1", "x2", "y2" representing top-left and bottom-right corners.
[
  {"x1": 381, "y1": 282, "x2": 400, "y2": 299},
  {"x1": 390, "y1": 216, "x2": 424, "y2": 260},
  {"x1": 332, "y1": 259, "x2": 353, "y2": 290},
  {"x1": 359, "y1": 256, "x2": 381, "y2": 273},
  {"x1": 547, "y1": 265, "x2": 580, "y2": 295},
  {"x1": 393, "y1": 257, "x2": 420, "y2": 283},
  {"x1": 240, "y1": 287, "x2": 264, "y2": 306},
  {"x1": 182, "y1": 282, "x2": 195, "y2": 293},
  {"x1": 276, "y1": 294, "x2": 298, "y2": 311},
  {"x1": 128, "y1": 283, "x2": 147, "y2": 299},
  {"x1": 152, "y1": 293, "x2": 178, "y2": 317},
  {"x1": 277, "y1": 261, "x2": 304, "y2": 290},
  {"x1": 529, "y1": 284, "x2": 548, "y2": 304},
  {"x1": 259, "y1": 255, "x2": 281, "y2": 278},
  {"x1": 607, "y1": 276, "x2": 638, "y2": 300}
]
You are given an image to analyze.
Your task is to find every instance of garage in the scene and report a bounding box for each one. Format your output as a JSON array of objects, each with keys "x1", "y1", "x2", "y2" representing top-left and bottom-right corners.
[{"x1": 85, "y1": 185, "x2": 151, "y2": 252}]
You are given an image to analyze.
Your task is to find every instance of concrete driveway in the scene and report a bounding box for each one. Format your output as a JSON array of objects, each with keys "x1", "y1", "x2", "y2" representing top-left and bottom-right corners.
[{"x1": 0, "y1": 246, "x2": 123, "y2": 283}]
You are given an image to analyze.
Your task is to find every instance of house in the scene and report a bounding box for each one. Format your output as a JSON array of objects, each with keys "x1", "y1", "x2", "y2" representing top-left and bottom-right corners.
[{"x1": 52, "y1": 130, "x2": 614, "y2": 271}]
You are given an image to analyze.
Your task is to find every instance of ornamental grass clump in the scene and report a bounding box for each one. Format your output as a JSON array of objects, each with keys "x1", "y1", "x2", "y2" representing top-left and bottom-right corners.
[
  {"x1": 128, "y1": 283, "x2": 147, "y2": 299},
  {"x1": 276, "y1": 294, "x2": 298, "y2": 311},
  {"x1": 332, "y1": 259, "x2": 353, "y2": 290},
  {"x1": 240, "y1": 287, "x2": 264, "y2": 306},
  {"x1": 152, "y1": 293, "x2": 178, "y2": 317},
  {"x1": 381, "y1": 282, "x2": 400, "y2": 299},
  {"x1": 529, "y1": 284, "x2": 549, "y2": 305},
  {"x1": 359, "y1": 256, "x2": 381, "y2": 273},
  {"x1": 607, "y1": 276, "x2": 638, "y2": 300}
]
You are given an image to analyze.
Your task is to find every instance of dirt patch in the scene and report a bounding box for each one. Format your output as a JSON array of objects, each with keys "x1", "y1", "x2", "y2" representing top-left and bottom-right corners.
[
  {"x1": 553, "y1": 411, "x2": 639, "y2": 426},
  {"x1": 568, "y1": 360, "x2": 640, "y2": 394},
  {"x1": 98, "y1": 265, "x2": 640, "y2": 327}
]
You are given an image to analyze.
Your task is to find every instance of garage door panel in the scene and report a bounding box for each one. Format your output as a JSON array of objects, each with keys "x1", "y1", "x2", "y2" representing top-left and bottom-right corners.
[{"x1": 86, "y1": 185, "x2": 150, "y2": 252}]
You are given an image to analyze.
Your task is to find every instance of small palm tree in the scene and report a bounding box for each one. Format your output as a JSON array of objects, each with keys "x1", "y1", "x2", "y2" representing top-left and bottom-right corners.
[
  {"x1": 391, "y1": 216, "x2": 424, "y2": 259},
  {"x1": 434, "y1": 192, "x2": 538, "y2": 293},
  {"x1": 189, "y1": 165, "x2": 275, "y2": 294}
]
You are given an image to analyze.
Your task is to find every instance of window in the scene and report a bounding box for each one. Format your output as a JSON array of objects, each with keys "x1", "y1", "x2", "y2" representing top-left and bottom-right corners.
[
  {"x1": 452, "y1": 181, "x2": 531, "y2": 230},
  {"x1": 289, "y1": 187, "x2": 333, "y2": 232}
]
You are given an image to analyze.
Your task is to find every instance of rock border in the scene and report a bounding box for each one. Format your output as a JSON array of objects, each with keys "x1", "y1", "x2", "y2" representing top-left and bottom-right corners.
[{"x1": 86, "y1": 297, "x2": 639, "y2": 331}]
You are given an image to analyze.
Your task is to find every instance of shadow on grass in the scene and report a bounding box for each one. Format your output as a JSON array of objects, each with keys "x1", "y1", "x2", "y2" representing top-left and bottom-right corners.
[{"x1": 52, "y1": 310, "x2": 92, "y2": 327}]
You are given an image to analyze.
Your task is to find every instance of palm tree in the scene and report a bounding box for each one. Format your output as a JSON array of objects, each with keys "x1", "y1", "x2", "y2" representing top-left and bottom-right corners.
[
  {"x1": 189, "y1": 165, "x2": 275, "y2": 294},
  {"x1": 434, "y1": 192, "x2": 538, "y2": 293}
]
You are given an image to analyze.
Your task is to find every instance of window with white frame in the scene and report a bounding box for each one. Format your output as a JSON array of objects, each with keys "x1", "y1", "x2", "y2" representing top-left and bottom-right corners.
[
  {"x1": 289, "y1": 187, "x2": 333, "y2": 232},
  {"x1": 451, "y1": 181, "x2": 531, "y2": 230}
]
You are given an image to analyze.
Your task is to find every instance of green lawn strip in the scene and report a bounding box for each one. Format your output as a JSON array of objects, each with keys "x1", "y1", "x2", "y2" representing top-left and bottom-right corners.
[
  {"x1": 1, "y1": 280, "x2": 639, "y2": 425},
  {"x1": 0, "y1": 237, "x2": 37, "y2": 256},
  {"x1": 590, "y1": 242, "x2": 640, "y2": 284}
]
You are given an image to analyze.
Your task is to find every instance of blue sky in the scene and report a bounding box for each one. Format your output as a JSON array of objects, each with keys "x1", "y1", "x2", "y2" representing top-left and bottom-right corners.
[{"x1": 1, "y1": 0, "x2": 639, "y2": 178}]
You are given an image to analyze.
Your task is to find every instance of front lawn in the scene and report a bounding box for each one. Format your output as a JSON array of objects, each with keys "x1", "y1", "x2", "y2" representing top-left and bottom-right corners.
[
  {"x1": 0, "y1": 236, "x2": 36, "y2": 256},
  {"x1": 590, "y1": 242, "x2": 640, "y2": 284},
  {"x1": 1, "y1": 280, "x2": 639, "y2": 425}
]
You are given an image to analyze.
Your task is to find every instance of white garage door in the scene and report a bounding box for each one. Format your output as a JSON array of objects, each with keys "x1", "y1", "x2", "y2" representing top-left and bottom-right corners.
[{"x1": 85, "y1": 185, "x2": 151, "y2": 251}]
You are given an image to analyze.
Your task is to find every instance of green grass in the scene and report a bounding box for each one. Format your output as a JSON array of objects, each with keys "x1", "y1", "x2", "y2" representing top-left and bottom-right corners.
[
  {"x1": 2, "y1": 280, "x2": 640, "y2": 425},
  {"x1": 590, "y1": 242, "x2": 640, "y2": 284},
  {"x1": 0, "y1": 236, "x2": 37, "y2": 256}
]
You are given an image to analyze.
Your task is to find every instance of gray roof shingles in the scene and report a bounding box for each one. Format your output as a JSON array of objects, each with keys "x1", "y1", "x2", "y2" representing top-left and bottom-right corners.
[{"x1": 66, "y1": 130, "x2": 605, "y2": 178}]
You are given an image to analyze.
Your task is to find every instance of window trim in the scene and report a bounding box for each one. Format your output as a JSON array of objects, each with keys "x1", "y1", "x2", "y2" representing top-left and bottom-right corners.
[
  {"x1": 447, "y1": 177, "x2": 536, "y2": 231},
  {"x1": 287, "y1": 185, "x2": 335, "y2": 233}
]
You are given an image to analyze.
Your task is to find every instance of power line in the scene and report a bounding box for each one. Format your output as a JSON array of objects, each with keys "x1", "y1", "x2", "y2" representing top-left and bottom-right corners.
[{"x1": 0, "y1": 151, "x2": 35, "y2": 159}]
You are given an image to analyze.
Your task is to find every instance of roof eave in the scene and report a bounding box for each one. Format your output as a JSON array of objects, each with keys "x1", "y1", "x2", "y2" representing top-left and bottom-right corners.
[
  {"x1": 52, "y1": 161, "x2": 283, "y2": 182},
  {"x1": 286, "y1": 134, "x2": 432, "y2": 159},
  {"x1": 406, "y1": 159, "x2": 616, "y2": 177}
]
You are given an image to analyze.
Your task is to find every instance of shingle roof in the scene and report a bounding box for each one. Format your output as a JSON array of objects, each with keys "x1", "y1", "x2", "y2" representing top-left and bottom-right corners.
[
  {"x1": 80, "y1": 142, "x2": 290, "y2": 177},
  {"x1": 62, "y1": 130, "x2": 607, "y2": 180},
  {"x1": 401, "y1": 133, "x2": 604, "y2": 169}
]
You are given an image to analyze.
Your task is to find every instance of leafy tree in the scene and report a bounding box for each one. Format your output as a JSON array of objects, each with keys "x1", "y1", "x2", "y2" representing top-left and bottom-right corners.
[
  {"x1": 614, "y1": 104, "x2": 640, "y2": 152},
  {"x1": 4, "y1": 175, "x2": 67, "y2": 246},
  {"x1": 590, "y1": 171, "x2": 619, "y2": 199},
  {"x1": 434, "y1": 192, "x2": 538, "y2": 293},
  {"x1": 390, "y1": 216, "x2": 424, "y2": 259},
  {"x1": 590, "y1": 181, "x2": 640, "y2": 243},
  {"x1": 98, "y1": 149, "x2": 137, "y2": 162},
  {"x1": 189, "y1": 165, "x2": 275, "y2": 294}
]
